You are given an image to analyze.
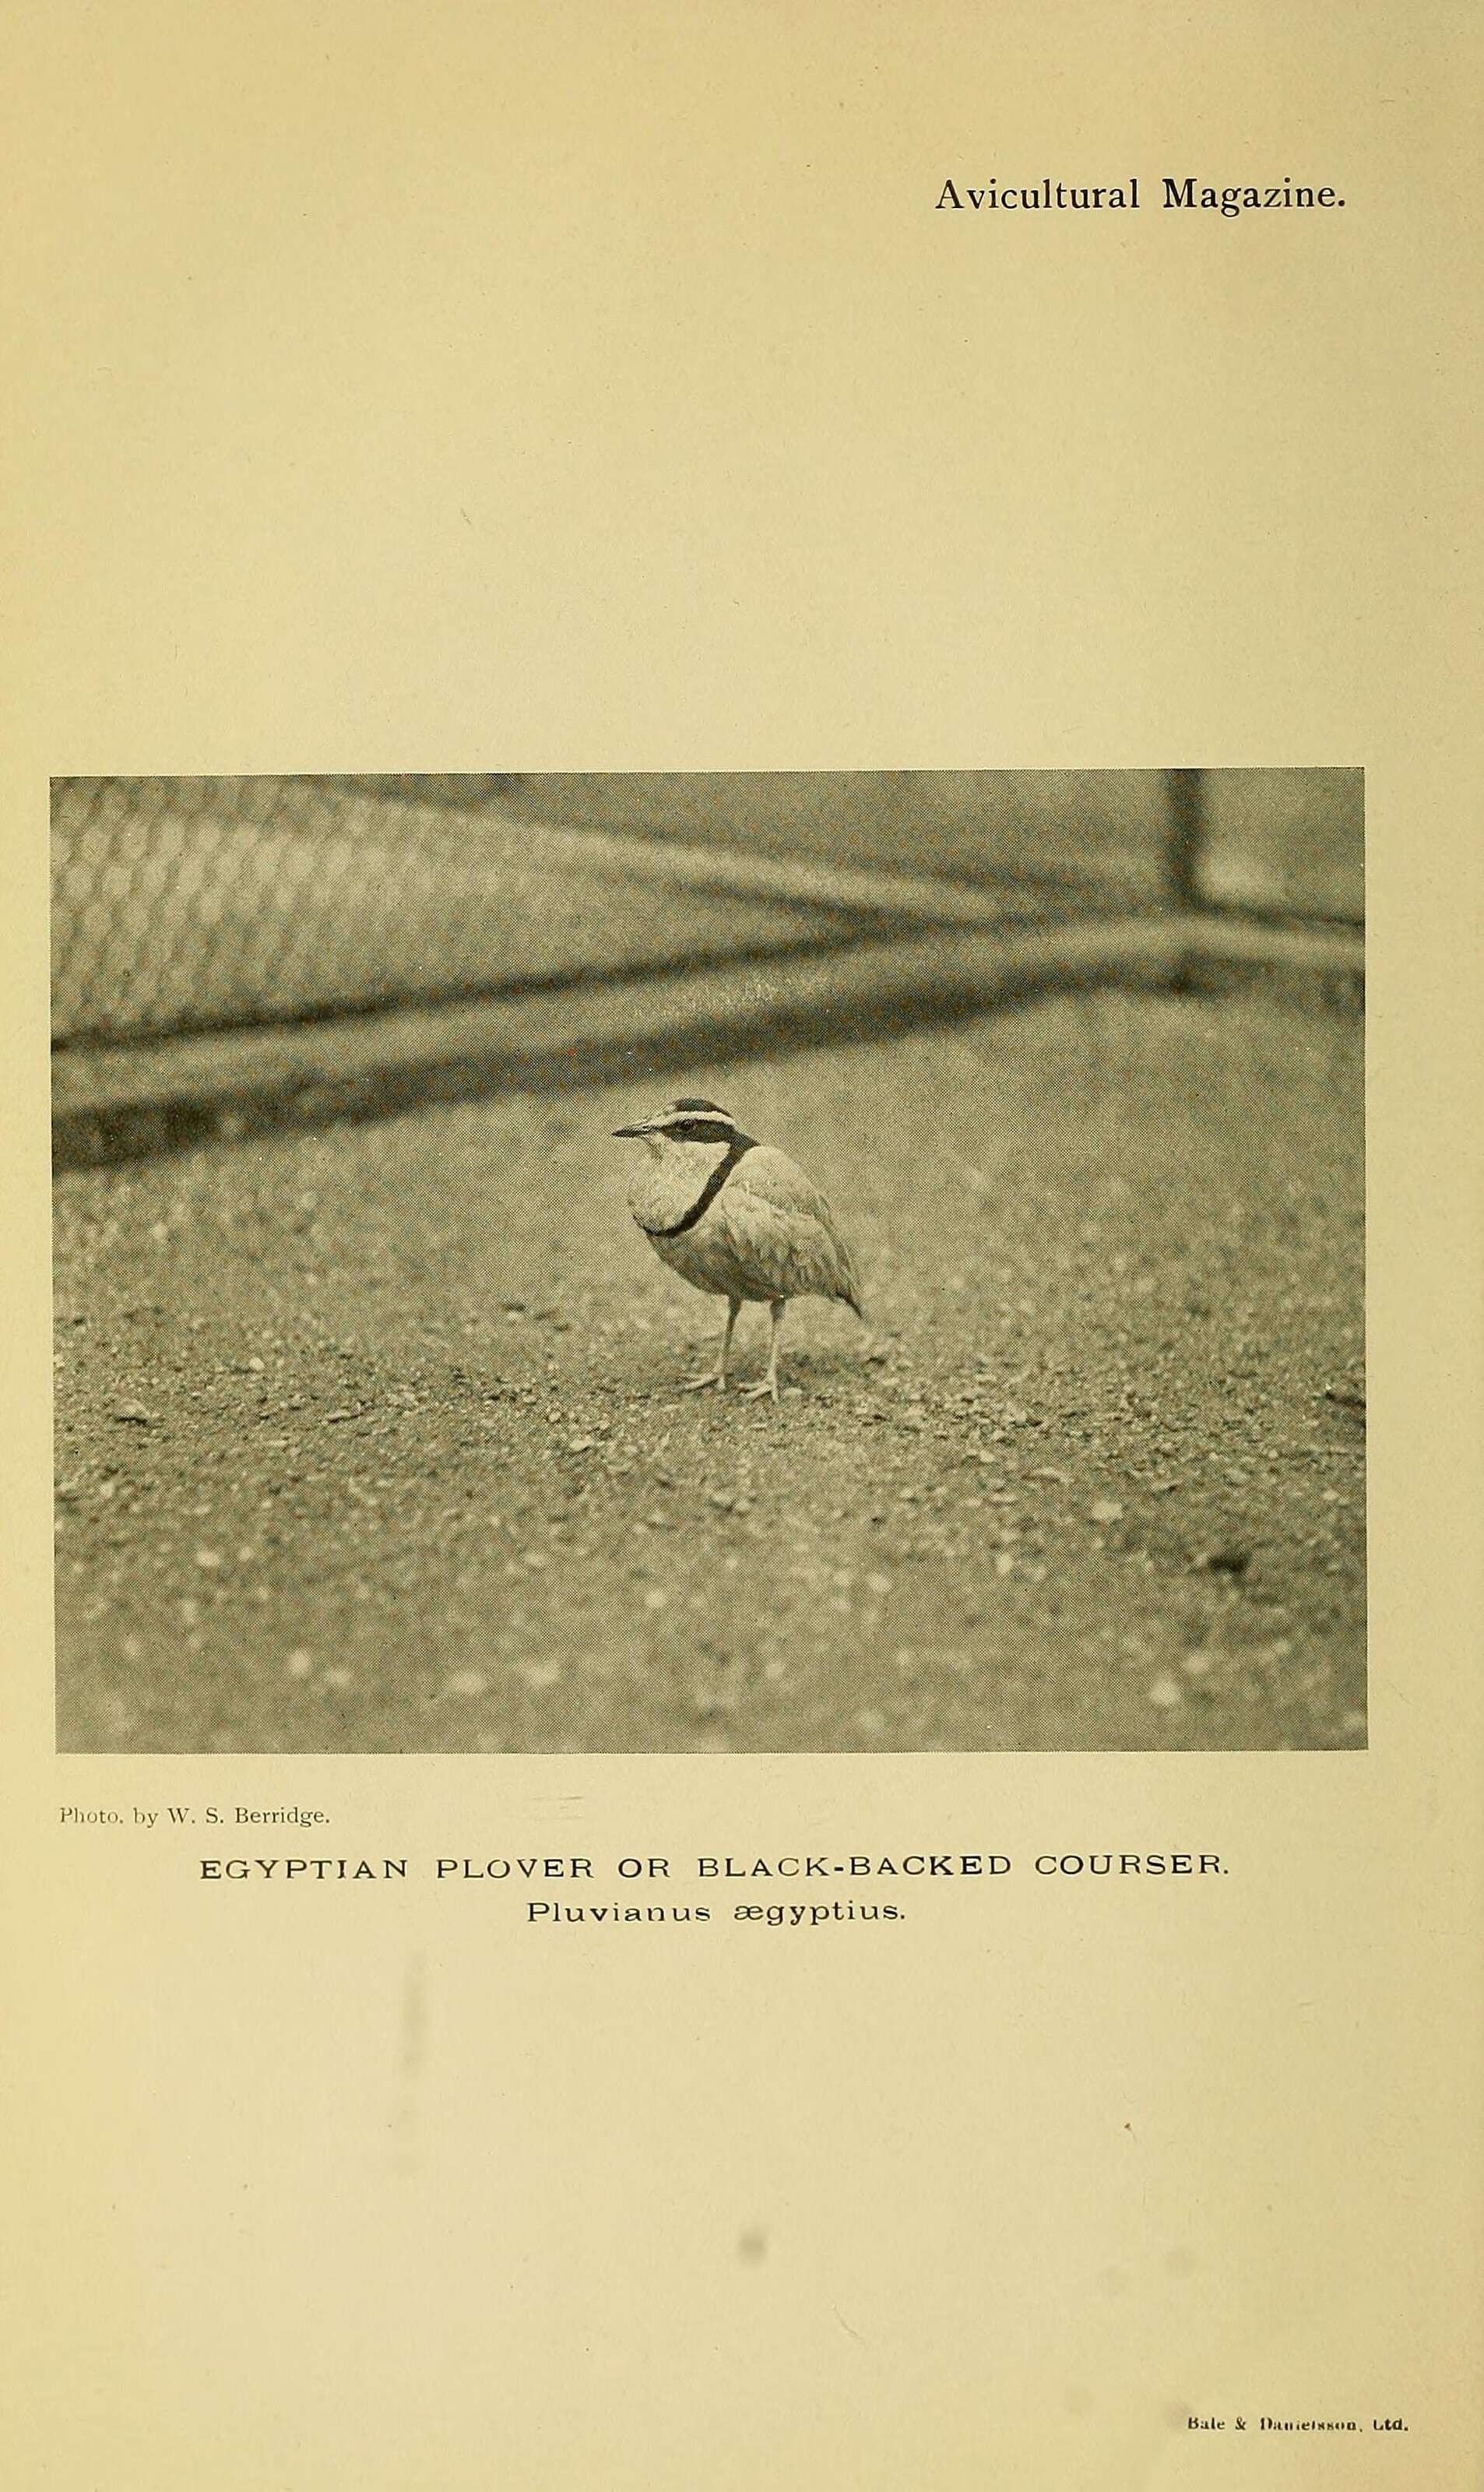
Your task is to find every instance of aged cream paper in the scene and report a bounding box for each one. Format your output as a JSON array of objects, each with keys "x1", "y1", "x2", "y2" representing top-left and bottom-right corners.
[{"x1": 4, "y1": 2, "x2": 1481, "y2": 2485}]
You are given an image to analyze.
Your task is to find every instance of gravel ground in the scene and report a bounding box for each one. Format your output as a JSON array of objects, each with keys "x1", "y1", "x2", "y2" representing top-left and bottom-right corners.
[{"x1": 53, "y1": 986, "x2": 1365, "y2": 1754}]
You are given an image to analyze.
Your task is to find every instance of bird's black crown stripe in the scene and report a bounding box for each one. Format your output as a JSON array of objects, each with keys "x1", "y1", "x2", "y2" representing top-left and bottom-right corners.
[
  {"x1": 642, "y1": 1134, "x2": 758, "y2": 1238},
  {"x1": 670, "y1": 1096, "x2": 726, "y2": 1114}
]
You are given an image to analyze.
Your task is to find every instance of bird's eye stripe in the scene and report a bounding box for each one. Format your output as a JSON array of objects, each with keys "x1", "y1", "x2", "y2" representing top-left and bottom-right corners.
[{"x1": 662, "y1": 1118, "x2": 736, "y2": 1144}]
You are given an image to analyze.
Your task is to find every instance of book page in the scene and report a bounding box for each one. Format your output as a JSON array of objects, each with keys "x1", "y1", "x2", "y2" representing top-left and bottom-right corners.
[{"x1": 4, "y1": 4, "x2": 1480, "y2": 2484}]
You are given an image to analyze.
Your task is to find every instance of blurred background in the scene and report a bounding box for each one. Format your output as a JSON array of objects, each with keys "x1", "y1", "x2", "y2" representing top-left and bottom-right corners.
[{"x1": 52, "y1": 769, "x2": 1360, "y2": 1050}]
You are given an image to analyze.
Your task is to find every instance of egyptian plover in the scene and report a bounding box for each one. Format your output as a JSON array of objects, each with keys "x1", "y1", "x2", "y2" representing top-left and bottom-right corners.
[{"x1": 612, "y1": 1097, "x2": 864, "y2": 1401}]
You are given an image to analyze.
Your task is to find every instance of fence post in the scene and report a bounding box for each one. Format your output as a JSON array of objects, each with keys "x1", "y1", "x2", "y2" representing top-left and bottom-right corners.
[{"x1": 1164, "y1": 769, "x2": 1208, "y2": 913}]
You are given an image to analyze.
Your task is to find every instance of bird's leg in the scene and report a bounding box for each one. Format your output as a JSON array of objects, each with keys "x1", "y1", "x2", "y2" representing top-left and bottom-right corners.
[
  {"x1": 682, "y1": 1297, "x2": 741, "y2": 1392},
  {"x1": 741, "y1": 1301, "x2": 786, "y2": 1403}
]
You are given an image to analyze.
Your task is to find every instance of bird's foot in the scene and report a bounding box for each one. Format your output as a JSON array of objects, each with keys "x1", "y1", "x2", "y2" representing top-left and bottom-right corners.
[
  {"x1": 740, "y1": 1375, "x2": 779, "y2": 1404},
  {"x1": 680, "y1": 1369, "x2": 728, "y2": 1393}
]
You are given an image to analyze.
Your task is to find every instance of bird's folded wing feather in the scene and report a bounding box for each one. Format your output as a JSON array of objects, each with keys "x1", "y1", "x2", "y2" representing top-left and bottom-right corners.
[
  {"x1": 715, "y1": 1148, "x2": 861, "y2": 1304},
  {"x1": 732, "y1": 1146, "x2": 839, "y2": 1225}
]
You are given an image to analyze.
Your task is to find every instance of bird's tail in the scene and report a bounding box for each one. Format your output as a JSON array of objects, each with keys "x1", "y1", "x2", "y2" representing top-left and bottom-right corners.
[{"x1": 832, "y1": 1235, "x2": 865, "y2": 1320}]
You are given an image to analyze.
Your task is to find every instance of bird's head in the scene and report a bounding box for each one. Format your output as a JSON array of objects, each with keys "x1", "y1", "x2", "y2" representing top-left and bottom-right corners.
[{"x1": 610, "y1": 1096, "x2": 745, "y2": 1164}]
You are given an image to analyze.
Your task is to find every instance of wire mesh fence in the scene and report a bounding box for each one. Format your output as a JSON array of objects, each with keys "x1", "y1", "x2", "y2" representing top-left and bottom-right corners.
[
  {"x1": 48, "y1": 776, "x2": 833, "y2": 1045},
  {"x1": 51, "y1": 770, "x2": 1363, "y2": 1051}
]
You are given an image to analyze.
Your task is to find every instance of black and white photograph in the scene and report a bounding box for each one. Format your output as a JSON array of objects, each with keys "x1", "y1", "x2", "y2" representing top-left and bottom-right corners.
[{"x1": 52, "y1": 769, "x2": 1364, "y2": 1755}]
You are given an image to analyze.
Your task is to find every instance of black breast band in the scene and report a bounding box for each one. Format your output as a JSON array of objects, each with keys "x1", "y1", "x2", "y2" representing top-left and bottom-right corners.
[{"x1": 642, "y1": 1135, "x2": 757, "y2": 1238}]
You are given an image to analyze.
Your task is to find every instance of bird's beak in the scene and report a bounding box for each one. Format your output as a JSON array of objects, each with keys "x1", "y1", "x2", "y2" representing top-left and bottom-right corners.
[{"x1": 611, "y1": 1123, "x2": 648, "y2": 1139}]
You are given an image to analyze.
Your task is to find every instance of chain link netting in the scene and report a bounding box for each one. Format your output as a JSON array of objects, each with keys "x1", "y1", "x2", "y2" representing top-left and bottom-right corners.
[
  {"x1": 51, "y1": 776, "x2": 842, "y2": 1046},
  {"x1": 51, "y1": 772, "x2": 1363, "y2": 1050}
]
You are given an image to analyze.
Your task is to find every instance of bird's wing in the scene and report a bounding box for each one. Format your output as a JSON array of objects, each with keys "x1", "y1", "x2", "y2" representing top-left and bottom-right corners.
[
  {"x1": 718, "y1": 1147, "x2": 863, "y2": 1309},
  {"x1": 731, "y1": 1146, "x2": 839, "y2": 1226}
]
